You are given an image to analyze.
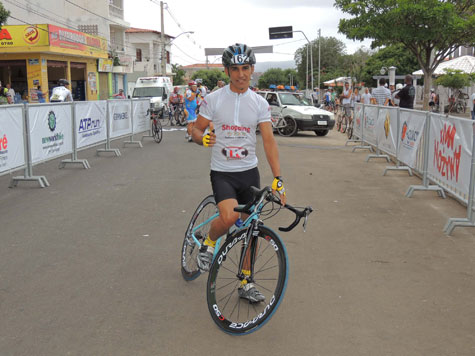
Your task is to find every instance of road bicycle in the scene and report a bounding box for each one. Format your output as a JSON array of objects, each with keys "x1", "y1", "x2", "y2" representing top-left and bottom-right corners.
[
  {"x1": 271, "y1": 106, "x2": 297, "y2": 137},
  {"x1": 151, "y1": 112, "x2": 163, "y2": 143},
  {"x1": 181, "y1": 186, "x2": 312, "y2": 335},
  {"x1": 334, "y1": 104, "x2": 344, "y2": 132}
]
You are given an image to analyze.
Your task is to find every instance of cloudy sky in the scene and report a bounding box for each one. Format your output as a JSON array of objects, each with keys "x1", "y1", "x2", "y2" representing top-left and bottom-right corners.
[{"x1": 123, "y1": 0, "x2": 372, "y2": 66}]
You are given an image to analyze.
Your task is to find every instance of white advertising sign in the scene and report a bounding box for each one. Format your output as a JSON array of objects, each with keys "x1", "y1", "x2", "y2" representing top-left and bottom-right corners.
[
  {"x1": 0, "y1": 106, "x2": 25, "y2": 173},
  {"x1": 397, "y1": 110, "x2": 426, "y2": 168},
  {"x1": 363, "y1": 105, "x2": 378, "y2": 145},
  {"x1": 428, "y1": 114, "x2": 473, "y2": 196},
  {"x1": 29, "y1": 104, "x2": 73, "y2": 164},
  {"x1": 75, "y1": 101, "x2": 107, "y2": 149},
  {"x1": 109, "y1": 100, "x2": 132, "y2": 139},
  {"x1": 132, "y1": 100, "x2": 150, "y2": 134},
  {"x1": 353, "y1": 103, "x2": 363, "y2": 139},
  {"x1": 376, "y1": 107, "x2": 398, "y2": 156}
]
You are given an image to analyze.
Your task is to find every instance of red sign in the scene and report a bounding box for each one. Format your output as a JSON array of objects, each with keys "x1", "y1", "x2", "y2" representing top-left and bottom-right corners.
[{"x1": 48, "y1": 25, "x2": 107, "y2": 54}]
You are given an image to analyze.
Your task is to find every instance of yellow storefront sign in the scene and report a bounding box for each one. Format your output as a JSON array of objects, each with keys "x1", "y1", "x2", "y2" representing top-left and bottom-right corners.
[{"x1": 0, "y1": 24, "x2": 49, "y2": 47}]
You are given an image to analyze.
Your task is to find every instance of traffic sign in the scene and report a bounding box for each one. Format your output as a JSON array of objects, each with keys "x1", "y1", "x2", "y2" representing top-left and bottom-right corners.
[{"x1": 269, "y1": 26, "x2": 293, "y2": 40}]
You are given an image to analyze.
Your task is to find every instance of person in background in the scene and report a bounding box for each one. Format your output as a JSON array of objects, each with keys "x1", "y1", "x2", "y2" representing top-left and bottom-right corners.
[
  {"x1": 0, "y1": 82, "x2": 8, "y2": 105},
  {"x1": 212, "y1": 80, "x2": 225, "y2": 92},
  {"x1": 50, "y1": 79, "x2": 73, "y2": 102},
  {"x1": 393, "y1": 83, "x2": 403, "y2": 106},
  {"x1": 395, "y1": 75, "x2": 415, "y2": 109},
  {"x1": 185, "y1": 81, "x2": 198, "y2": 142},
  {"x1": 470, "y1": 92, "x2": 475, "y2": 120},
  {"x1": 372, "y1": 78, "x2": 392, "y2": 106},
  {"x1": 311, "y1": 88, "x2": 319, "y2": 107},
  {"x1": 361, "y1": 87, "x2": 372, "y2": 104},
  {"x1": 37, "y1": 85, "x2": 45, "y2": 103},
  {"x1": 6, "y1": 83, "x2": 15, "y2": 104},
  {"x1": 112, "y1": 89, "x2": 126, "y2": 99}
]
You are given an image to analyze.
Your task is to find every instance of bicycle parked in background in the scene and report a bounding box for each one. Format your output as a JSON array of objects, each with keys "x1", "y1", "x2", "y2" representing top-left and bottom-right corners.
[{"x1": 181, "y1": 186, "x2": 312, "y2": 335}]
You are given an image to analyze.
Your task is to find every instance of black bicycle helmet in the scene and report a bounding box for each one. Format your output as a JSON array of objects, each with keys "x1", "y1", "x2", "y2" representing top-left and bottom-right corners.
[
  {"x1": 58, "y1": 79, "x2": 70, "y2": 86},
  {"x1": 222, "y1": 43, "x2": 256, "y2": 67}
]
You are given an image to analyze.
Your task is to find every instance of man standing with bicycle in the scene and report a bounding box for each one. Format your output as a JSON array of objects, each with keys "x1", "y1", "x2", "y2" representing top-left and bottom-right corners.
[
  {"x1": 340, "y1": 82, "x2": 352, "y2": 133},
  {"x1": 191, "y1": 43, "x2": 286, "y2": 303},
  {"x1": 169, "y1": 87, "x2": 184, "y2": 126}
]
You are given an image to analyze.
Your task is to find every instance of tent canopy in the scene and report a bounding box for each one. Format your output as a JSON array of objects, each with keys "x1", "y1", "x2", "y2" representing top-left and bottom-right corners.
[
  {"x1": 412, "y1": 55, "x2": 475, "y2": 76},
  {"x1": 323, "y1": 76, "x2": 352, "y2": 87}
]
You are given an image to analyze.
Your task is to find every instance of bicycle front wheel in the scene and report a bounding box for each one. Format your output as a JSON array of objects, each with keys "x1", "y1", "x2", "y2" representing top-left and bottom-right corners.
[
  {"x1": 181, "y1": 195, "x2": 217, "y2": 281},
  {"x1": 152, "y1": 120, "x2": 162, "y2": 143},
  {"x1": 207, "y1": 225, "x2": 288, "y2": 335}
]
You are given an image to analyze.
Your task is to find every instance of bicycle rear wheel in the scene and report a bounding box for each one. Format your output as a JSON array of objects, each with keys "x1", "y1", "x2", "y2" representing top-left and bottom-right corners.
[
  {"x1": 152, "y1": 119, "x2": 162, "y2": 143},
  {"x1": 181, "y1": 195, "x2": 217, "y2": 281},
  {"x1": 207, "y1": 225, "x2": 288, "y2": 335}
]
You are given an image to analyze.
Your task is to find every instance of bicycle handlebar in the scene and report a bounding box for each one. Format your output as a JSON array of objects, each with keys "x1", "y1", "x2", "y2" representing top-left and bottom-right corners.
[{"x1": 234, "y1": 186, "x2": 313, "y2": 232}]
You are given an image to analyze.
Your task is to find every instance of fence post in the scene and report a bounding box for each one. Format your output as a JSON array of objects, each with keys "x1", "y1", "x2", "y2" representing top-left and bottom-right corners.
[
  {"x1": 59, "y1": 102, "x2": 90, "y2": 169},
  {"x1": 9, "y1": 103, "x2": 49, "y2": 188},
  {"x1": 97, "y1": 100, "x2": 121, "y2": 156},
  {"x1": 383, "y1": 107, "x2": 413, "y2": 176},
  {"x1": 405, "y1": 111, "x2": 446, "y2": 198},
  {"x1": 443, "y1": 121, "x2": 475, "y2": 235},
  {"x1": 123, "y1": 100, "x2": 143, "y2": 148},
  {"x1": 366, "y1": 105, "x2": 390, "y2": 162},
  {"x1": 352, "y1": 103, "x2": 372, "y2": 152}
]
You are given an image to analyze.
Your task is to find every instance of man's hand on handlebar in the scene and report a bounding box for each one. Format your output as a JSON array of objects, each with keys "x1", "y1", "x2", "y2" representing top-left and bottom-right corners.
[{"x1": 271, "y1": 177, "x2": 287, "y2": 206}]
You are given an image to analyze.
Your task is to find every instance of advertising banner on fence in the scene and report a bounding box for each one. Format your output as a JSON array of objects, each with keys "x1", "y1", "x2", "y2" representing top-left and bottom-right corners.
[
  {"x1": 29, "y1": 105, "x2": 73, "y2": 164},
  {"x1": 363, "y1": 105, "x2": 378, "y2": 145},
  {"x1": 0, "y1": 106, "x2": 25, "y2": 173},
  {"x1": 376, "y1": 107, "x2": 398, "y2": 156},
  {"x1": 354, "y1": 104, "x2": 363, "y2": 139},
  {"x1": 75, "y1": 101, "x2": 107, "y2": 149},
  {"x1": 109, "y1": 101, "x2": 132, "y2": 139},
  {"x1": 428, "y1": 114, "x2": 474, "y2": 196},
  {"x1": 132, "y1": 100, "x2": 150, "y2": 134},
  {"x1": 397, "y1": 110, "x2": 426, "y2": 168}
]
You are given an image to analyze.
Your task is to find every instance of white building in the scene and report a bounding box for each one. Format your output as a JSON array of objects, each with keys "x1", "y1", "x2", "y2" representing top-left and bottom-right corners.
[
  {"x1": 3, "y1": 0, "x2": 133, "y2": 96},
  {"x1": 125, "y1": 27, "x2": 173, "y2": 93}
]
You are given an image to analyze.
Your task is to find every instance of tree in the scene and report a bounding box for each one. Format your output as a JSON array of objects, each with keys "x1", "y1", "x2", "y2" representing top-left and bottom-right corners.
[
  {"x1": 257, "y1": 68, "x2": 299, "y2": 89},
  {"x1": 359, "y1": 44, "x2": 420, "y2": 86},
  {"x1": 0, "y1": 1, "x2": 10, "y2": 27},
  {"x1": 172, "y1": 64, "x2": 186, "y2": 85},
  {"x1": 335, "y1": 0, "x2": 475, "y2": 109},
  {"x1": 191, "y1": 69, "x2": 228, "y2": 90},
  {"x1": 436, "y1": 68, "x2": 474, "y2": 113}
]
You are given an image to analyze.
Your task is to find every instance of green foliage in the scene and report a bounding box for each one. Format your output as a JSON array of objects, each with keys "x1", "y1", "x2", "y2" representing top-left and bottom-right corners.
[
  {"x1": 0, "y1": 1, "x2": 10, "y2": 26},
  {"x1": 257, "y1": 68, "x2": 298, "y2": 89},
  {"x1": 359, "y1": 44, "x2": 420, "y2": 86},
  {"x1": 191, "y1": 69, "x2": 228, "y2": 90},
  {"x1": 435, "y1": 69, "x2": 473, "y2": 90},
  {"x1": 172, "y1": 64, "x2": 186, "y2": 85}
]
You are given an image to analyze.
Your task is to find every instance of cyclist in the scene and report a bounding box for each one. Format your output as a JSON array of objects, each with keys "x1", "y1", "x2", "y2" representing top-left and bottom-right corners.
[
  {"x1": 185, "y1": 81, "x2": 198, "y2": 142},
  {"x1": 169, "y1": 86, "x2": 184, "y2": 126},
  {"x1": 191, "y1": 43, "x2": 287, "y2": 303},
  {"x1": 50, "y1": 79, "x2": 73, "y2": 102}
]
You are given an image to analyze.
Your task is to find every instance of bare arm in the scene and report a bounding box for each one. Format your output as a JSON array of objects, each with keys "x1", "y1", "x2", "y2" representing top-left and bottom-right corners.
[{"x1": 192, "y1": 114, "x2": 215, "y2": 146}]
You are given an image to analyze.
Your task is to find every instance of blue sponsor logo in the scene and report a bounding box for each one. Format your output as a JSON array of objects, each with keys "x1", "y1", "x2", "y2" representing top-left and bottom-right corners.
[{"x1": 78, "y1": 118, "x2": 101, "y2": 133}]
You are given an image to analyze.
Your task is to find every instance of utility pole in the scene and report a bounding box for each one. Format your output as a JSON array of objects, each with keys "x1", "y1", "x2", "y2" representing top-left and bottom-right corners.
[
  {"x1": 318, "y1": 28, "x2": 321, "y2": 98},
  {"x1": 160, "y1": 1, "x2": 166, "y2": 76}
]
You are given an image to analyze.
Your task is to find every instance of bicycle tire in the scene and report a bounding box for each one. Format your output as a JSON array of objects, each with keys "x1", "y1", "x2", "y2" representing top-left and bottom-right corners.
[
  {"x1": 152, "y1": 120, "x2": 163, "y2": 143},
  {"x1": 206, "y1": 225, "x2": 288, "y2": 335},
  {"x1": 181, "y1": 195, "x2": 217, "y2": 281},
  {"x1": 276, "y1": 117, "x2": 297, "y2": 137}
]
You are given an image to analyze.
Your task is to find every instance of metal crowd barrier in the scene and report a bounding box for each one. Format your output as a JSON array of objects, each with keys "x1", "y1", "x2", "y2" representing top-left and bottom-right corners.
[
  {"x1": 350, "y1": 103, "x2": 475, "y2": 236},
  {"x1": 0, "y1": 99, "x2": 151, "y2": 189}
]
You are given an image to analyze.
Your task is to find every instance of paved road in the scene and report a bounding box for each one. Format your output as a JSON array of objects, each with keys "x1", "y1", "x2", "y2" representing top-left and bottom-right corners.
[{"x1": 0, "y1": 126, "x2": 474, "y2": 356}]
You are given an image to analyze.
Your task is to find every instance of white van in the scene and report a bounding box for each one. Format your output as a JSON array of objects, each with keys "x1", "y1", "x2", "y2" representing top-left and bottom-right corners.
[{"x1": 132, "y1": 77, "x2": 173, "y2": 117}]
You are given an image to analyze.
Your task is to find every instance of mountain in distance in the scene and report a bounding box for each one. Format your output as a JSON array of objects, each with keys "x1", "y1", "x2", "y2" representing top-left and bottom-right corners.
[{"x1": 254, "y1": 60, "x2": 296, "y2": 72}]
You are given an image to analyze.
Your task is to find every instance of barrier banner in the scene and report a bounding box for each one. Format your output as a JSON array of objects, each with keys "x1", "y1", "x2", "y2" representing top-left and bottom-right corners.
[
  {"x1": 363, "y1": 105, "x2": 378, "y2": 145},
  {"x1": 109, "y1": 100, "x2": 132, "y2": 139},
  {"x1": 132, "y1": 100, "x2": 150, "y2": 134},
  {"x1": 428, "y1": 114, "x2": 473, "y2": 195},
  {"x1": 354, "y1": 103, "x2": 363, "y2": 138},
  {"x1": 29, "y1": 105, "x2": 73, "y2": 164},
  {"x1": 75, "y1": 101, "x2": 107, "y2": 149},
  {"x1": 376, "y1": 107, "x2": 398, "y2": 156},
  {"x1": 398, "y1": 110, "x2": 426, "y2": 168},
  {"x1": 0, "y1": 106, "x2": 25, "y2": 173}
]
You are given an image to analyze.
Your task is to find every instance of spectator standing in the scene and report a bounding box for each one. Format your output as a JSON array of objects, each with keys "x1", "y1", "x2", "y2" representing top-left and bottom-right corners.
[
  {"x1": 37, "y1": 86, "x2": 45, "y2": 103},
  {"x1": 311, "y1": 88, "x2": 319, "y2": 106},
  {"x1": 112, "y1": 89, "x2": 126, "y2": 99},
  {"x1": 212, "y1": 80, "x2": 225, "y2": 92},
  {"x1": 0, "y1": 82, "x2": 8, "y2": 105},
  {"x1": 372, "y1": 78, "x2": 392, "y2": 106},
  {"x1": 471, "y1": 92, "x2": 475, "y2": 120},
  {"x1": 361, "y1": 88, "x2": 372, "y2": 104},
  {"x1": 50, "y1": 79, "x2": 73, "y2": 102},
  {"x1": 395, "y1": 75, "x2": 415, "y2": 109},
  {"x1": 6, "y1": 83, "x2": 15, "y2": 104}
]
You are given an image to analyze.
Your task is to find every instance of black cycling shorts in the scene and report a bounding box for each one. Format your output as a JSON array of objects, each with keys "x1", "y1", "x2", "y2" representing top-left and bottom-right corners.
[{"x1": 210, "y1": 167, "x2": 260, "y2": 205}]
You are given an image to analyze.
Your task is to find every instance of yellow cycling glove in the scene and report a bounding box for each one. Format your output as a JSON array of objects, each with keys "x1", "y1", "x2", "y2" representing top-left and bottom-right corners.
[
  {"x1": 272, "y1": 176, "x2": 285, "y2": 196},
  {"x1": 202, "y1": 133, "x2": 212, "y2": 147}
]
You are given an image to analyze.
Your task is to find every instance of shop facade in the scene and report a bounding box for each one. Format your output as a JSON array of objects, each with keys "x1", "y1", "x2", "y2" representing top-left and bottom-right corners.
[{"x1": 0, "y1": 24, "x2": 109, "y2": 102}]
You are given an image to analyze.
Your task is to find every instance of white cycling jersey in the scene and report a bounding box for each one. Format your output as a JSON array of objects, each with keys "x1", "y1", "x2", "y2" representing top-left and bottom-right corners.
[
  {"x1": 50, "y1": 86, "x2": 73, "y2": 102},
  {"x1": 199, "y1": 85, "x2": 271, "y2": 172}
]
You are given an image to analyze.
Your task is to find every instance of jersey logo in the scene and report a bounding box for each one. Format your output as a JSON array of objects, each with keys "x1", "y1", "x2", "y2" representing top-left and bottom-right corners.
[{"x1": 222, "y1": 146, "x2": 248, "y2": 160}]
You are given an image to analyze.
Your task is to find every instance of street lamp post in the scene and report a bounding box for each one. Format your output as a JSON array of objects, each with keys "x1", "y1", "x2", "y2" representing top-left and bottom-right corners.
[
  {"x1": 293, "y1": 30, "x2": 313, "y2": 92},
  {"x1": 161, "y1": 30, "x2": 194, "y2": 76}
]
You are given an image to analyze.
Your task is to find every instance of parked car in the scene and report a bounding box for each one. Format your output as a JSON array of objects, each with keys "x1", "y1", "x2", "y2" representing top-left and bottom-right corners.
[{"x1": 257, "y1": 91, "x2": 335, "y2": 136}]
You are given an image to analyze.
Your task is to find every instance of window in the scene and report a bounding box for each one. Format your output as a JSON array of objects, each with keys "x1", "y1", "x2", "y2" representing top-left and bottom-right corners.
[{"x1": 136, "y1": 48, "x2": 142, "y2": 62}]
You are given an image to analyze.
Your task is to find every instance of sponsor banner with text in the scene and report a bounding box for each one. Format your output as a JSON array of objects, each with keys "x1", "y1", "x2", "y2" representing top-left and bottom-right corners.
[
  {"x1": 397, "y1": 110, "x2": 426, "y2": 169},
  {"x1": 109, "y1": 101, "x2": 132, "y2": 139},
  {"x1": 376, "y1": 107, "x2": 398, "y2": 156},
  {"x1": 75, "y1": 101, "x2": 107, "y2": 149},
  {"x1": 0, "y1": 106, "x2": 25, "y2": 173},
  {"x1": 428, "y1": 114, "x2": 474, "y2": 196},
  {"x1": 354, "y1": 104, "x2": 363, "y2": 139},
  {"x1": 132, "y1": 100, "x2": 150, "y2": 134},
  {"x1": 363, "y1": 105, "x2": 378, "y2": 145},
  {"x1": 29, "y1": 105, "x2": 73, "y2": 164},
  {"x1": 0, "y1": 25, "x2": 49, "y2": 48}
]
